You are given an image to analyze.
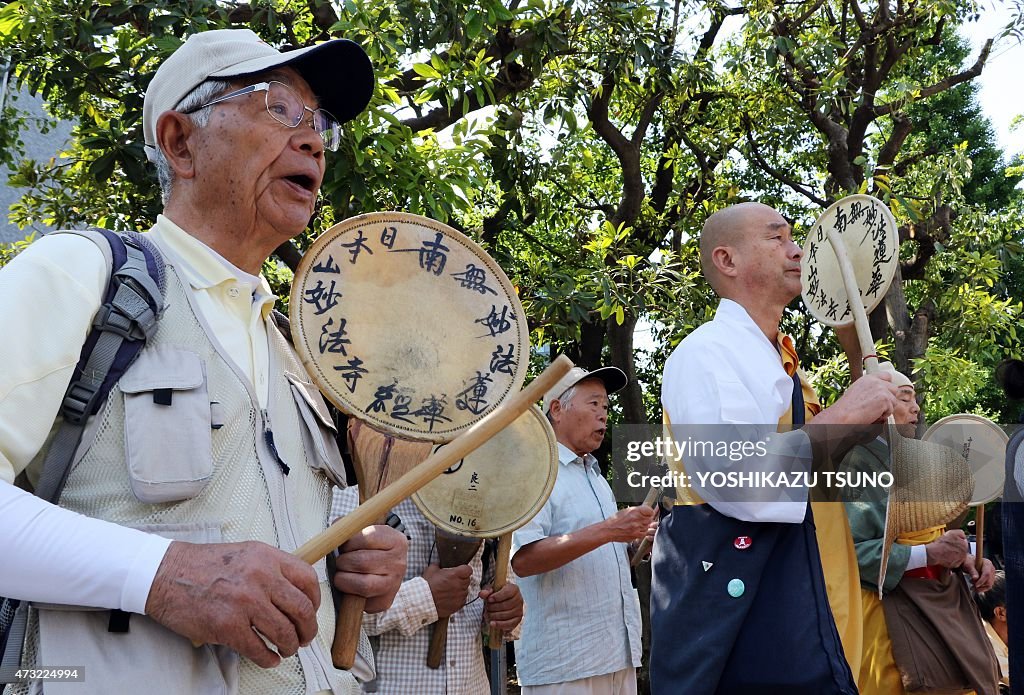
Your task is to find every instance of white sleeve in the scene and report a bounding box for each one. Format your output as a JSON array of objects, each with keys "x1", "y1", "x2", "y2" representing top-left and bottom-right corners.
[
  {"x1": 662, "y1": 343, "x2": 808, "y2": 524},
  {"x1": 511, "y1": 496, "x2": 553, "y2": 557},
  {"x1": 906, "y1": 543, "x2": 928, "y2": 571},
  {"x1": 0, "y1": 233, "x2": 107, "y2": 484},
  {"x1": 0, "y1": 482, "x2": 171, "y2": 614}
]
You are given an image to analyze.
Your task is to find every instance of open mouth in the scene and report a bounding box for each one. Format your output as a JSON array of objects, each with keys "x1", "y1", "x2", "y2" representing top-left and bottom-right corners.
[{"x1": 285, "y1": 173, "x2": 317, "y2": 192}]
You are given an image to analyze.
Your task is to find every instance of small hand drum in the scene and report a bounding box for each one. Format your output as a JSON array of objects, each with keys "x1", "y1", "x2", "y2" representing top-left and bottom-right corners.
[
  {"x1": 290, "y1": 212, "x2": 530, "y2": 441},
  {"x1": 923, "y1": 414, "x2": 1008, "y2": 505},
  {"x1": 412, "y1": 405, "x2": 558, "y2": 538},
  {"x1": 800, "y1": 194, "x2": 899, "y2": 327}
]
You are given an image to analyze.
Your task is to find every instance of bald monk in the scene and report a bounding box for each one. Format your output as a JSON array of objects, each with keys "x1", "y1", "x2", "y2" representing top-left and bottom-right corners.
[{"x1": 651, "y1": 202, "x2": 900, "y2": 694}]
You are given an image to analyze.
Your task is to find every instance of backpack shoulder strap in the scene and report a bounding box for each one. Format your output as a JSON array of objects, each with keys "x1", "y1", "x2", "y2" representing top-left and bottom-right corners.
[{"x1": 33, "y1": 229, "x2": 165, "y2": 504}]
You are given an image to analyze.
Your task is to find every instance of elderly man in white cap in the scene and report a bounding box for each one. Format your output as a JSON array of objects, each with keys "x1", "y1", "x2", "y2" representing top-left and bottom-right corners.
[
  {"x1": 511, "y1": 366, "x2": 656, "y2": 695},
  {"x1": 843, "y1": 363, "x2": 998, "y2": 695},
  {"x1": 0, "y1": 29, "x2": 406, "y2": 694}
]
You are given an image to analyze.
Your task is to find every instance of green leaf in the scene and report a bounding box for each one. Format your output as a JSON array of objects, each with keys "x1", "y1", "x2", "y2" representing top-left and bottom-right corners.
[
  {"x1": 466, "y1": 10, "x2": 483, "y2": 40},
  {"x1": 89, "y1": 152, "x2": 116, "y2": 182},
  {"x1": 0, "y1": 2, "x2": 23, "y2": 38},
  {"x1": 412, "y1": 62, "x2": 442, "y2": 79}
]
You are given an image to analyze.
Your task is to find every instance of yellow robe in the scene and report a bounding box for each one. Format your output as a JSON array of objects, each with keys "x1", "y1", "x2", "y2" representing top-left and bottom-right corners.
[{"x1": 857, "y1": 525, "x2": 945, "y2": 695}]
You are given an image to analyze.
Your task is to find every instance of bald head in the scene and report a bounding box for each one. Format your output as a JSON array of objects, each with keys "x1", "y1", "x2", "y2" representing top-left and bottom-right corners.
[{"x1": 699, "y1": 202, "x2": 790, "y2": 296}]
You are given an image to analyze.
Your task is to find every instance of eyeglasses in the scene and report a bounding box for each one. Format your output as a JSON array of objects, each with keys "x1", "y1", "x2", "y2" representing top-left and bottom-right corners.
[{"x1": 184, "y1": 80, "x2": 341, "y2": 152}]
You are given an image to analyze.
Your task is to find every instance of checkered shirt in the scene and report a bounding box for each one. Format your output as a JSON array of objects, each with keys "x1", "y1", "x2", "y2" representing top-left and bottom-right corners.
[{"x1": 331, "y1": 488, "x2": 519, "y2": 694}]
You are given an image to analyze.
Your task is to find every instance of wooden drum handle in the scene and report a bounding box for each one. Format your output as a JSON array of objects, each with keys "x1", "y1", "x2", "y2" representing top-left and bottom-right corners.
[{"x1": 487, "y1": 533, "x2": 514, "y2": 647}]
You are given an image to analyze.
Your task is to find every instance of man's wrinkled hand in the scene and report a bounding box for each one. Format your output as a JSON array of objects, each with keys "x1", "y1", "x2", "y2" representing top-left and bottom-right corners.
[
  {"x1": 603, "y1": 506, "x2": 656, "y2": 544},
  {"x1": 334, "y1": 525, "x2": 408, "y2": 613},
  {"x1": 423, "y1": 563, "x2": 472, "y2": 619},
  {"x1": 146, "y1": 540, "x2": 320, "y2": 668},
  {"x1": 925, "y1": 530, "x2": 969, "y2": 569},
  {"x1": 480, "y1": 582, "x2": 523, "y2": 633},
  {"x1": 817, "y1": 372, "x2": 899, "y2": 426},
  {"x1": 964, "y1": 556, "x2": 996, "y2": 593}
]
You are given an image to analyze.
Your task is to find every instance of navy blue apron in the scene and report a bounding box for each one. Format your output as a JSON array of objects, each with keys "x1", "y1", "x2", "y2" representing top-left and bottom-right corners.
[{"x1": 650, "y1": 373, "x2": 857, "y2": 694}]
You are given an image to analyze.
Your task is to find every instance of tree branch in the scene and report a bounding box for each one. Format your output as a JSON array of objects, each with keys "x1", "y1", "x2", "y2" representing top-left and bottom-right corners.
[
  {"x1": 874, "y1": 41, "x2": 992, "y2": 118},
  {"x1": 873, "y1": 111, "x2": 913, "y2": 173},
  {"x1": 900, "y1": 204, "x2": 955, "y2": 280},
  {"x1": 743, "y1": 123, "x2": 828, "y2": 206},
  {"x1": 399, "y1": 62, "x2": 533, "y2": 132}
]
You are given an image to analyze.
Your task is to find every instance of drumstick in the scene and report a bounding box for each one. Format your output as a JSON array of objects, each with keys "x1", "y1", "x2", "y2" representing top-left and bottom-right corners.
[
  {"x1": 294, "y1": 355, "x2": 573, "y2": 563},
  {"x1": 487, "y1": 532, "x2": 514, "y2": 647},
  {"x1": 629, "y1": 486, "x2": 662, "y2": 567}
]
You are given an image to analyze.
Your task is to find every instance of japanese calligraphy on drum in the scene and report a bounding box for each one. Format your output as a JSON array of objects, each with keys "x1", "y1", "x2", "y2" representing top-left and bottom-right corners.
[
  {"x1": 291, "y1": 212, "x2": 529, "y2": 441},
  {"x1": 800, "y1": 194, "x2": 899, "y2": 327},
  {"x1": 923, "y1": 414, "x2": 1009, "y2": 505},
  {"x1": 412, "y1": 405, "x2": 558, "y2": 537}
]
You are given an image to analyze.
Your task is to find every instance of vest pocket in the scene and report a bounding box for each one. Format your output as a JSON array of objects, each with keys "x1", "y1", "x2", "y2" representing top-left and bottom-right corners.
[
  {"x1": 285, "y1": 371, "x2": 346, "y2": 486},
  {"x1": 120, "y1": 347, "x2": 214, "y2": 503}
]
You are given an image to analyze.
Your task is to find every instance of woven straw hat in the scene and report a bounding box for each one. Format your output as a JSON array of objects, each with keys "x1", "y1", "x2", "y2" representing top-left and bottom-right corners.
[{"x1": 878, "y1": 426, "x2": 974, "y2": 594}]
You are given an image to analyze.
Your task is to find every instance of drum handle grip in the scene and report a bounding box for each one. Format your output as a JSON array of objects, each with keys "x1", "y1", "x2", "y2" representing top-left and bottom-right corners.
[
  {"x1": 487, "y1": 532, "x2": 514, "y2": 647},
  {"x1": 825, "y1": 226, "x2": 878, "y2": 374},
  {"x1": 294, "y1": 354, "x2": 574, "y2": 564},
  {"x1": 427, "y1": 617, "x2": 450, "y2": 669},
  {"x1": 332, "y1": 592, "x2": 371, "y2": 669},
  {"x1": 629, "y1": 486, "x2": 662, "y2": 567},
  {"x1": 975, "y1": 511, "x2": 985, "y2": 573}
]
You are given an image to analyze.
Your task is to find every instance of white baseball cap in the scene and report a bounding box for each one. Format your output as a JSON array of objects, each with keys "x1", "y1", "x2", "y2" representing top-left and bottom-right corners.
[
  {"x1": 543, "y1": 366, "x2": 628, "y2": 414},
  {"x1": 143, "y1": 28, "x2": 373, "y2": 155}
]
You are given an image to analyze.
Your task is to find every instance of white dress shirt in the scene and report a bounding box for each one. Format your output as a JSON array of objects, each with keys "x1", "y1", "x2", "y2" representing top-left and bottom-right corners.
[{"x1": 661, "y1": 298, "x2": 811, "y2": 523}]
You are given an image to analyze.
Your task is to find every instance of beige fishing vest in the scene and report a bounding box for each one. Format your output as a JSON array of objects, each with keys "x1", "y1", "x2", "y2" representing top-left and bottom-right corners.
[{"x1": 14, "y1": 258, "x2": 361, "y2": 695}]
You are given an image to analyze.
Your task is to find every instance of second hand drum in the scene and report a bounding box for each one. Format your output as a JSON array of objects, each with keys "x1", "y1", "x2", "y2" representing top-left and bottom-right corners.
[
  {"x1": 290, "y1": 211, "x2": 532, "y2": 668},
  {"x1": 414, "y1": 404, "x2": 557, "y2": 668},
  {"x1": 924, "y1": 414, "x2": 1008, "y2": 570}
]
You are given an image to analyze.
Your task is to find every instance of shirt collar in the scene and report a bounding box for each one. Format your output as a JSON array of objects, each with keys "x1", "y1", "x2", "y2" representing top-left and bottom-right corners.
[
  {"x1": 150, "y1": 214, "x2": 277, "y2": 319},
  {"x1": 556, "y1": 442, "x2": 598, "y2": 470},
  {"x1": 715, "y1": 299, "x2": 801, "y2": 375}
]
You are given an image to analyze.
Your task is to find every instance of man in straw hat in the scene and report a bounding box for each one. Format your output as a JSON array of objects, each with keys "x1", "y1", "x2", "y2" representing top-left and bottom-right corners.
[
  {"x1": 843, "y1": 362, "x2": 998, "y2": 694},
  {"x1": 511, "y1": 366, "x2": 657, "y2": 694},
  {"x1": 652, "y1": 201, "x2": 902, "y2": 694},
  {"x1": 0, "y1": 28, "x2": 408, "y2": 693}
]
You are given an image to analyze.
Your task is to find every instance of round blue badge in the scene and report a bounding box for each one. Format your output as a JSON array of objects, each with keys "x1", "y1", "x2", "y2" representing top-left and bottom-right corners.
[{"x1": 727, "y1": 578, "x2": 745, "y2": 598}]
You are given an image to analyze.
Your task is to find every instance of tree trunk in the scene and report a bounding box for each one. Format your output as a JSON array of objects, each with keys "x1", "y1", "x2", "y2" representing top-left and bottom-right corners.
[{"x1": 607, "y1": 313, "x2": 645, "y2": 424}]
